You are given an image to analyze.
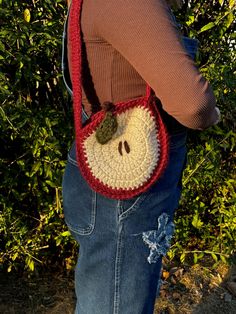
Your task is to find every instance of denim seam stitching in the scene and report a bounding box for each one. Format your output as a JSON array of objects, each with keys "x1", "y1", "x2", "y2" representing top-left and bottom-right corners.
[
  {"x1": 67, "y1": 155, "x2": 146, "y2": 220},
  {"x1": 67, "y1": 154, "x2": 78, "y2": 167},
  {"x1": 119, "y1": 194, "x2": 148, "y2": 220},
  {"x1": 65, "y1": 191, "x2": 96, "y2": 236},
  {"x1": 113, "y1": 225, "x2": 123, "y2": 314},
  {"x1": 117, "y1": 200, "x2": 122, "y2": 220},
  {"x1": 65, "y1": 221, "x2": 92, "y2": 235}
]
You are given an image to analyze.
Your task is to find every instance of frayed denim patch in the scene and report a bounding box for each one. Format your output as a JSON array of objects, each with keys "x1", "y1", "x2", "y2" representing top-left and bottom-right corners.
[{"x1": 142, "y1": 213, "x2": 175, "y2": 264}]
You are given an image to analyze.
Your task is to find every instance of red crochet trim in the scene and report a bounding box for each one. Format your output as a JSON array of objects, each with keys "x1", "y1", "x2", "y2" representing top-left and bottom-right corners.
[{"x1": 68, "y1": 0, "x2": 169, "y2": 199}]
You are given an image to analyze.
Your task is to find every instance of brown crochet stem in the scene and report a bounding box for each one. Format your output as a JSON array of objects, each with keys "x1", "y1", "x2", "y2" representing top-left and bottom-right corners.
[{"x1": 101, "y1": 101, "x2": 115, "y2": 112}]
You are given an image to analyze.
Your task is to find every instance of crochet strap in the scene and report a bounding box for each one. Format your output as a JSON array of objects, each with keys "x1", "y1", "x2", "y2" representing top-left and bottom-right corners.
[
  {"x1": 68, "y1": 0, "x2": 152, "y2": 131},
  {"x1": 68, "y1": 0, "x2": 83, "y2": 131}
]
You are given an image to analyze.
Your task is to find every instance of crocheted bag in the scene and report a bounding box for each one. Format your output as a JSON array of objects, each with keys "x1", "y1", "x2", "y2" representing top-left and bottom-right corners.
[{"x1": 68, "y1": 0, "x2": 169, "y2": 199}]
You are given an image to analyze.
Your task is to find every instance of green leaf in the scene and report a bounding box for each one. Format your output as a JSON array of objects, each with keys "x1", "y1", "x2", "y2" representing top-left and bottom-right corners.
[
  {"x1": 199, "y1": 22, "x2": 215, "y2": 33},
  {"x1": 24, "y1": 9, "x2": 31, "y2": 23},
  {"x1": 211, "y1": 253, "x2": 218, "y2": 263},
  {"x1": 30, "y1": 161, "x2": 41, "y2": 177},
  {"x1": 12, "y1": 252, "x2": 18, "y2": 261},
  {"x1": 28, "y1": 260, "x2": 35, "y2": 271},
  {"x1": 192, "y1": 214, "x2": 204, "y2": 229},
  {"x1": 26, "y1": 257, "x2": 35, "y2": 271},
  {"x1": 198, "y1": 252, "x2": 205, "y2": 260},
  {"x1": 61, "y1": 231, "x2": 71, "y2": 237},
  {"x1": 229, "y1": 0, "x2": 235, "y2": 9},
  {"x1": 186, "y1": 15, "x2": 195, "y2": 26},
  {"x1": 220, "y1": 255, "x2": 227, "y2": 263},
  {"x1": 7, "y1": 265, "x2": 12, "y2": 273},
  {"x1": 225, "y1": 12, "x2": 234, "y2": 29},
  {"x1": 194, "y1": 253, "x2": 198, "y2": 264},
  {"x1": 0, "y1": 106, "x2": 7, "y2": 121},
  {"x1": 45, "y1": 180, "x2": 57, "y2": 188},
  {"x1": 180, "y1": 252, "x2": 186, "y2": 263},
  {"x1": 167, "y1": 249, "x2": 175, "y2": 260}
]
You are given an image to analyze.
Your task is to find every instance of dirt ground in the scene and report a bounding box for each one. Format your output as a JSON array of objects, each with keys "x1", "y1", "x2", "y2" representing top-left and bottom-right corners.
[
  {"x1": 0, "y1": 263, "x2": 235, "y2": 314},
  {"x1": 155, "y1": 263, "x2": 236, "y2": 314}
]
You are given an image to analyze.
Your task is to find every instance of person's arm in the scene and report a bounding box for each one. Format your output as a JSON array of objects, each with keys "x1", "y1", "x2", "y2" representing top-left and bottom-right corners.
[{"x1": 95, "y1": 0, "x2": 219, "y2": 130}]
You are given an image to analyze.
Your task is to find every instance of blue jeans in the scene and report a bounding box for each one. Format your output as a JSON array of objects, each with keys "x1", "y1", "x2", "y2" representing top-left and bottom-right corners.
[{"x1": 62, "y1": 130, "x2": 187, "y2": 314}]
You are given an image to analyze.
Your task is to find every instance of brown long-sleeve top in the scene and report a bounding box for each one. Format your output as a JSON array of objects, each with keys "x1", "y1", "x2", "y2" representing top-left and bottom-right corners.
[{"x1": 67, "y1": 0, "x2": 219, "y2": 130}]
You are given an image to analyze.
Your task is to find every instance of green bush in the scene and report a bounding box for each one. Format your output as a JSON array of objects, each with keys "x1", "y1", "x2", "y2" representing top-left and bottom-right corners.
[
  {"x1": 0, "y1": 0, "x2": 235, "y2": 272},
  {"x1": 0, "y1": 0, "x2": 76, "y2": 272},
  {"x1": 168, "y1": 0, "x2": 236, "y2": 265}
]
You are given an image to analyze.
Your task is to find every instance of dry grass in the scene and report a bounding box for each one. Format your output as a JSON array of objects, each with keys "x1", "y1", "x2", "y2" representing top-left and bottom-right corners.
[{"x1": 155, "y1": 263, "x2": 236, "y2": 314}]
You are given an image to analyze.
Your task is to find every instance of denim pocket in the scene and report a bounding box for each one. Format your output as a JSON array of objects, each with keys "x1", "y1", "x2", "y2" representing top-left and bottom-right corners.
[
  {"x1": 62, "y1": 155, "x2": 96, "y2": 235},
  {"x1": 118, "y1": 192, "x2": 149, "y2": 220}
]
